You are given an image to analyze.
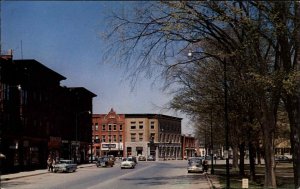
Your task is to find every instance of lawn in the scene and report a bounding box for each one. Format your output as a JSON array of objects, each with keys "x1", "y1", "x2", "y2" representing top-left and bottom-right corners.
[{"x1": 212, "y1": 163, "x2": 294, "y2": 189}]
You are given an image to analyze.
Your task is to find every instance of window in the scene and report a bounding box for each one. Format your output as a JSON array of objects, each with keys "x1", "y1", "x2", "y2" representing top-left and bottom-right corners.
[
  {"x1": 102, "y1": 135, "x2": 106, "y2": 142},
  {"x1": 108, "y1": 135, "x2": 112, "y2": 142},
  {"x1": 113, "y1": 135, "x2": 117, "y2": 142},
  {"x1": 119, "y1": 135, "x2": 123, "y2": 142},
  {"x1": 139, "y1": 122, "x2": 143, "y2": 129},
  {"x1": 130, "y1": 133, "x2": 136, "y2": 142},
  {"x1": 150, "y1": 121, "x2": 155, "y2": 129},
  {"x1": 108, "y1": 124, "x2": 112, "y2": 131},
  {"x1": 130, "y1": 122, "x2": 136, "y2": 130},
  {"x1": 95, "y1": 135, "x2": 99, "y2": 140},
  {"x1": 102, "y1": 124, "x2": 106, "y2": 131},
  {"x1": 113, "y1": 124, "x2": 117, "y2": 131},
  {"x1": 120, "y1": 124, "x2": 123, "y2": 131},
  {"x1": 139, "y1": 133, "x2": 143, "y2": 141},
  {"x1": 95, "y1": 123, "x2": 98, "y2": 131}
]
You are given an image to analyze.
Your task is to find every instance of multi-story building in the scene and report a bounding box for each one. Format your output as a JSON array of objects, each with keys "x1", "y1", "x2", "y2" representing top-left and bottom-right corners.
[
  {"x1": 182, "y1": 134, "x2": 196, "y2": 159},
  {"x1": 124, "y1": 114, "x2": 182, "y2": 160},
  {"x1": 92, "y1": 112, "x2": 182, "y2": 160},
  {"x1": 92, "y1": 108, "x2": 125, "y2": 157},
  {"x1": 0, "y1": 55, "x2": 96, "y2": 173}
]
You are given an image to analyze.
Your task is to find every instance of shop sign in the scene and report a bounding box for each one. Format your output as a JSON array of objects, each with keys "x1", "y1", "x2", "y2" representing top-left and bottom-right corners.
[{"x1": 102, "y1": 144, "x2": 116, "y2": 149}]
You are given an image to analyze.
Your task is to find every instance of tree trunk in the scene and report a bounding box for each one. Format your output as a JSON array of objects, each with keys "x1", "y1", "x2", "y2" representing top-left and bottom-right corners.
[
  {"x1": 285, "y1": 96, "x2": 300, "y2": 188},
  {"x1": 261, "y1": 110, "x2": 277, "y2": 188},
  {"x1": 239, "y1": 142, "x2": 245, "y2": 177},
  {"x1": 249, "y1": 140, "x2": 256, "y2": 181},
  {"x1": 232, "y1": 145, "x2": 239, "y2": 169}
]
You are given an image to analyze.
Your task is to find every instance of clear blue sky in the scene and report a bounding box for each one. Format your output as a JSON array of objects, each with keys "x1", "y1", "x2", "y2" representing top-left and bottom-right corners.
[{"x1": 1, "y1": 1, "x2": 193, "y2": 134}]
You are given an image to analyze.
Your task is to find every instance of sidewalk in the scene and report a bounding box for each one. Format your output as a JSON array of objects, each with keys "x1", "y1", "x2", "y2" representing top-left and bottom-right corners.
[
  {"x1": 206, "y1": 174, "x2": 222, "y2": 189},
  {"x1": 1, "y1": 163, "x2": 95, "y2": 181}
]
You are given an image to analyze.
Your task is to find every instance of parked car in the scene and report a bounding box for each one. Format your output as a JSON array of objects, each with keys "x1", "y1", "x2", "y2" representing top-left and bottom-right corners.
[
  {"x1": 53, "y1": 159, "x2": 77, "y2": 173},
  {"x1": 147, "y1": 155, "x2": 155, "y2": 161},
  {"x1": 275, "y1": 155, "x2": 292, "y2": 163},
  {"x1": 120, "y1": 157, "x2": 136, "y2": 169},
  {"x1": 187, "y1": 159, "x2": 203, "y2": 173},
  {"x1": 138, "y1": 155, "x2": 146, "y2": 161},
  {"x1": 188, "y1": 157, "x2": 203, "y2": 165},
  {"x1": 96, "y1": 157, "x2": 114, "y2": 167}
]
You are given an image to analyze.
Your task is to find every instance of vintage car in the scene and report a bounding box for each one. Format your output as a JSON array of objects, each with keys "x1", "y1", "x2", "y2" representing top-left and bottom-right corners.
[
  {"x1": 53, "y1": 159, "x2": 77, "y2": 173},
  {"x1": 147, "y1": 155, "x2": 155, "y2": 161},
  {"x1": 138, "y1": 155, "x2": 146, "y2": 161},
  {"x1": 120, "y1": 157, "x2": 136, "y2": 169},
  {"x1": 275, "y1": 155, "x2": 293, "y2": 163},
  {"x1": 187, "y1": 158, "x2": 203, "y2": 173},
  {"x1": 96, "y1": 157, "x2": 114, "y2": 167}
]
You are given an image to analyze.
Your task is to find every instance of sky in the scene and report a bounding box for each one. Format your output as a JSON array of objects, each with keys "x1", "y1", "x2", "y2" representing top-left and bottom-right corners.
[{"x1": 1, "y1": 1, "x2": 194, "y2": 134}]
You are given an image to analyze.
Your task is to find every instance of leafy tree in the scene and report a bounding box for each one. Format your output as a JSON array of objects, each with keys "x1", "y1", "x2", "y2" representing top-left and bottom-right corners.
[{"x1": 104, "y1": 1, "x2": 299, "y2": 188}]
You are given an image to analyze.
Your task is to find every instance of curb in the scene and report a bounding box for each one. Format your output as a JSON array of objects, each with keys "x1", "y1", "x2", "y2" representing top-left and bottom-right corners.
[
  {"x1": 1, "y1": 164, "x2": 96, "y2": 181},
  {"x1": 1, "y1": 171, "x2": 49, "y2": 181},
  {"x1": 205, "y1": 173, "x2": 214, "y2": 189}
]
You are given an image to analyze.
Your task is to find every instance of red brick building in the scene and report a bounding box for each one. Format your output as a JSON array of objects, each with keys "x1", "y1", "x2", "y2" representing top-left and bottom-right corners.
[
  {"x1": 92, "y1": 108, "x2": 125, "y2": 157},
  {"x1": 182, "y1": 134, "x2": 196, "y2": 159}
]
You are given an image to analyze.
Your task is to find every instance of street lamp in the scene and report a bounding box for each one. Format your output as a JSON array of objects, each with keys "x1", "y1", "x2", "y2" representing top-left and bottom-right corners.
[
  {"x1": 223, "y1": 58, "x2": 230, "y2": 189},
  {"x1": 210, "y1": 108, "x2": 214, "y2": 174},
  {"x1": 188, "y1": 51, "x2": 228, "y2": 186},
  {"x1": 75, "y1": 110, "x2": 91, "y2": 164}
]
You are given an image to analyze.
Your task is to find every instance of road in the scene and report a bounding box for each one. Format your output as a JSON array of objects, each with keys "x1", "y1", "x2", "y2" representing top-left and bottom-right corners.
[{"x1": 1, "y1": 160, "x2": 211, "y2": 189}]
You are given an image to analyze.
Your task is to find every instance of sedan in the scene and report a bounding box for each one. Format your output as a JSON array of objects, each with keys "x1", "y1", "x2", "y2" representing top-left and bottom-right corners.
[
  {"x1": 187, "y1": 160, "x2": 203, "y2": 173},
  {"x1": 147, "y1": 155, "x2": 155, "y2": 161},
  {"x1": 275, "y1": 155, "x2": 292, "y2": 163},
  {"x1": 53, "y1": 159, "x2": 77, "y2": 173},
  {"x1": 96, "y1": 157, "x2": 114, "y2": 167},
  {"x1": 120, "y1": 157, "x2": 136, "y2": 169},
  {"x1": 138, "y1": 155, "x2": 146, "y2": 161}
]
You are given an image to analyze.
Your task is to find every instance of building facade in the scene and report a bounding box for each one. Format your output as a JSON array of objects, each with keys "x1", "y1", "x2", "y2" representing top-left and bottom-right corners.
[
  {"x1": 182, "y1": 134, "x2": 196, "y2": 159},
  {"x1": 92, "y1": 108, "x2": 125, "y2": 157},
  {"x1": 92, "y1": 113, "x2": 183, "y2": 160},
  {"x1": 0, "y1": 56, "x2": 96, "y2": 173},
  {"x1": 124, "y1": 114, "x2": 182, "y2": 160}
]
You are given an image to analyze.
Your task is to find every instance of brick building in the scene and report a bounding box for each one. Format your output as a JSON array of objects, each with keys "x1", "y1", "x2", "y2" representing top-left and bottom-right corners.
[
  {"x1": 92, "y1": 108, "x2": 125, "y2": 157},
  {"x1": 182, "y1": 134, "x2": 196, "y2": 159},
  {"x1": 0, "y1": 56, "x2": 96, "y2": 173},
  {"x1": 92, "y1": 112, "x2": 182, "y2": 160}
]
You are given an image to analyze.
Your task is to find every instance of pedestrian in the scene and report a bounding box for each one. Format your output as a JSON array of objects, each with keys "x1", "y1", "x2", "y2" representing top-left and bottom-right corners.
[
  {"x1": 47, "y1": 155, "x2": 53, "y2": 172},
  {"x1": 202, "y1": 160, "x2": 209, "y2": 173}
]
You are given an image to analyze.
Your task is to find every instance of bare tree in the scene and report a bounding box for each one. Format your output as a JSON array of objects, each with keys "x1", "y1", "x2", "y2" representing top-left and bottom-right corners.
[{"x1": 104, "y1": 1, "x2": 299, "y2": 188}]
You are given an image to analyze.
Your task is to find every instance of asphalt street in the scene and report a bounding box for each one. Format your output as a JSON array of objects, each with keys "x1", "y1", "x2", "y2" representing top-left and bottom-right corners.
[{"x1": 1, "y1": 160, "x2": 212, "y2": 189}]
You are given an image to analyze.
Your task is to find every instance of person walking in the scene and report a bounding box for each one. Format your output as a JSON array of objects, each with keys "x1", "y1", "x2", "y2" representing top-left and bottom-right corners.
[
  {"x1": 202, "y1": 159, "x2": 209, "y2": 173},
  {"x1": 47, "y1": 155, "x2": 53, "y2": 172}
]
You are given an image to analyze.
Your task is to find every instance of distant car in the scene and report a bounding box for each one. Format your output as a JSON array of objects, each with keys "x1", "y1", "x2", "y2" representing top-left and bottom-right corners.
[
  {"x1": 187, "y1": 159, "x2": 203, "y2": 173},
  {"x1": 188, "y1": 157, "x2": 203, "y2": 165},
  {"x1": 53, "y1": 159, "x2": 77, "y2": 173},
  {"x1": 275, "y1": 155, "x2": 292, "y2": 163},
  {"x1": 147, "y1": 155, "x2": 155, "y2": 161},
  {"x1": 121, "y1": 157, "x2": 136, "y2": 169},
  {"x1": 138, "y1": 155, "x2": 146, "y2": 161},
  {"x1": 96, "y1": 157, "x2": 114, "y2": 167}
]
